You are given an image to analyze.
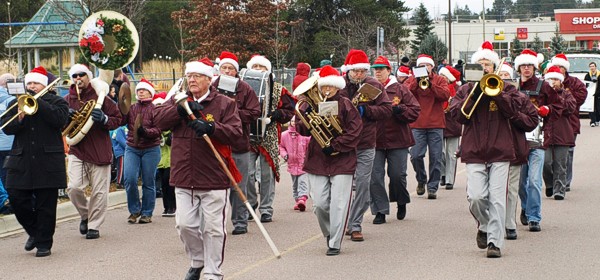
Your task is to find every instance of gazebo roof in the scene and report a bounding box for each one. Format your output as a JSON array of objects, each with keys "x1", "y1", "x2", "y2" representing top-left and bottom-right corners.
[{"x1": 4, "y1": 0, "x2": 88, "y2": 49}]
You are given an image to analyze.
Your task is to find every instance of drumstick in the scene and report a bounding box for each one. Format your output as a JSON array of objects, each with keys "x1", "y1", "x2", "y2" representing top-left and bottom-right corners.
[{"x1": 178, "y1": 99, "x2": 282, "y2": 259}]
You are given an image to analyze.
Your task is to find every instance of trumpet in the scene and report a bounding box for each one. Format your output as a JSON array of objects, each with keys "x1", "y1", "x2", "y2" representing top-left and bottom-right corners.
[
  {"x1": 460, "y1": 58, "x2": 506, "y2": 119},
  {"x1": 419, "y1": 77, "x2": 430, "y2": 90},
  {"x1": 0, "y1": 78, "x2": 61, "y2": 130}
]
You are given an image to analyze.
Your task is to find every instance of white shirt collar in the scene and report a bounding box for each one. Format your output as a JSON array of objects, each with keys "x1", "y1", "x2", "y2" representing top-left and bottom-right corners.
[{"x1": 194, "y1": 89, "x2": 210, "y2": 103}]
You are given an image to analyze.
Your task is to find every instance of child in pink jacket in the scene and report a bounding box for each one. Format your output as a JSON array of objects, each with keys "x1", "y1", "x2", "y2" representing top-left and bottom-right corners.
[{"x1": 279, "y1": 117, "x2": 311, "y2": 211}]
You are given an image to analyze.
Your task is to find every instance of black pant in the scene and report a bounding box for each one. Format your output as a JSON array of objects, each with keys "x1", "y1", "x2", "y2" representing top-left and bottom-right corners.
[
  {"x1": 590, "y1": 97, "x2": 600, "y2": 123},
  {"x1": 7, "y1": 188, "x2": 58, "y2": 250},
  {"x1": 156, "y1": 168, "x2": 176, "y2": 211}
]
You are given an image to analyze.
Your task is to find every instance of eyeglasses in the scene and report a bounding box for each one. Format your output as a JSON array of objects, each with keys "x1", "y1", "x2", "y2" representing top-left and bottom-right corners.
[
  {"x1": 186, "y1": 74, "x2": 204, "y2": 80},
  {"x1": 520, "y1": 65, "x2": 534, "y2": 68},
  {"x1": 71, "y1": 73, "x2": 87, "y2": 78}
]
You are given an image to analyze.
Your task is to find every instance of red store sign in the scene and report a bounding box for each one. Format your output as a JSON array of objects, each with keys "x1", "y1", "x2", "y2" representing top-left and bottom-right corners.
[
  {"x1": 517, "y1": 28, "x2": 528, "y2": 39},
  {"x1": 556, "y1": 11, "x2": 600, "y2": 34}
]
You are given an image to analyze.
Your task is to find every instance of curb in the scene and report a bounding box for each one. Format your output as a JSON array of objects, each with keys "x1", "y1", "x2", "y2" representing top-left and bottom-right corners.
[{"x1": 0, "y1": 190, "x2": 128, "y2": 237}]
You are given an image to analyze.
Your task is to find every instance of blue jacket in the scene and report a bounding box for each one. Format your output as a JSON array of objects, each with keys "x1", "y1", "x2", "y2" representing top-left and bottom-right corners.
[
  {"x1": 0, "y1": 87, "x2": 15, "y2": 151},
  {"x1": 111, "y1": 126, "x2": 127, "y2": 158}
]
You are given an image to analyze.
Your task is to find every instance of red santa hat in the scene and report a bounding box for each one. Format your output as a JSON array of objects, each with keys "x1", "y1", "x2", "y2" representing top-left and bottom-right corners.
[
  {"x1": 317, "y1": 65, "x2": 346, "y2": 89},
  {"x1": 372, "y1": 56, "x2": 391, "y2": 69},
  {"x1": 344, "y1": 49, "x2": 371, "y2": 71},
  {"x1": 135, "y1": 78, "x2": 156, "y2": 96},
  {"x1": 218, "y1": 51, "x2": 239, "y2": 71},
  {"x1": 396, "y1": 66, "x2": 411, "y2": 77},
  {"x1": 439, "y1": 65, "x2": 460, "y2": 83},
  {"x1": 470, "y1": 41, "x2": 500, "y2": 66},
  {"x1": 185, "y1": 57, "x2": 215, "y2": 78},
  {"x1": 152, "y1": 91, "x2": 167, "y2": 105},
  {"x1": 514, "y1": 49, "x2": 540, "y2": 70},
  {"x1": 246, "y1": 54, "x2": 272, "y2": 72},
  {"x1": 499, "y1": 63, "x2": 514, "y2": 78},
  {"x1": 416, "y1": 54, "x2": 435, "y2": 67},
  {"x1": 544, "y1": 65, "x2": 564, "y2": 82},
  {"x1": 68, "y1": 63, "x2": 93, "y2": 80},
  {"x1": 25, "y1": 66, "x2": 48, "y2": 86},
  {"x1": 340, "y1": 49, "x2": 356, "y2": 73},
  {"x1": 551, "y1": 54, "x2": 570, "y2": 71}
]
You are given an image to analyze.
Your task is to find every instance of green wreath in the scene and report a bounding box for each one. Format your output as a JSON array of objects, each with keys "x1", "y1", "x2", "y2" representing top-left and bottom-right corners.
[{"x1": 79, "y1": 15, "x2": 135, "y2": 70}]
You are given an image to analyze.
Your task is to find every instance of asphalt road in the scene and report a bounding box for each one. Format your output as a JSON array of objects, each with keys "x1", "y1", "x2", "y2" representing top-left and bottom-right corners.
[{"x1": 1, "y1": 120, "x2": 599, "y2": 280}]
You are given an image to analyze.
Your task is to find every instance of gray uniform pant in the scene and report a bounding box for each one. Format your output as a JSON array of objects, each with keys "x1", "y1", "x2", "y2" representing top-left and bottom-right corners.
[
  {"x1": 441, "y1": 136, "x2": 460, "y2": 186},
  {"x1": 370, "y1": 148, "x2": 410, "y2": 215},
  {"x1": 308, "y1": 173, "x2": 353, "y2": 250},
  {"x1": 543, "y1": 146, "x2": 569, "y2": 197},
  {"x1": 291, "y1": 174, "x2": 309, "y2": 200},
  {"x1": 66, "y1": 154, "x2": 111, "y2": 231},
  {"x1": 230, "y1": 152, "x2": 250, "y2": 229},
  {"x1": 466, "y1": 162, "x2": 509, "y2": 249},
  {"x1": 347, "y1": 148, "x2": 376, "y2": 233},
  {"x1": 566, "y1": 146, "x2": 574, "y2": 188},
  {"x1": 410, "y1": 128, "x2": 444, "y2": 192},
  {"x1": 247, "y1": 151, "x2": 275, "y2": 217},
  {"x1": 175, "y1": 188, "x2": 228, "y2": 280},
  {"x1": 505, "y1": 165, "x2": 522, "y2": 230}
]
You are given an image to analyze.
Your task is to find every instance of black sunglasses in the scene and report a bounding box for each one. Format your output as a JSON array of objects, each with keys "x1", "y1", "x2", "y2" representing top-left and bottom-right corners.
[{"x1": 71, "y1": 73, "x2": 87, "y2": 78}]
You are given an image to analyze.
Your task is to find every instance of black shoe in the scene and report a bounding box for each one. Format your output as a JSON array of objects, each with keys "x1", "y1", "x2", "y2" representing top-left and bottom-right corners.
[
  {"x1": 565, "y1": 186, "x2": 571, "y2": 192},
  {"x1": 260, "y1": 214, "x2": 272, "y2": 223},
  {"x1": 326, "y1": 248, "x2": 340, "y2": 256},
  {"x1": 440, "y1": 176, "x2": 446, "y2": 186},
  {"x1": 416, "y1": 183, "x2": 425, "y2": 196},
  {"x1": 427, "y1": 191, "x2": 437, "y2": 200},
  {"x1": 248, "y1": 213, "x2": 254, "y2": 221},
  {"x1": 529, "y1": 221, "x2": 541, "y2": 232},
  {"x1": 86, "y1": 229, "x2": 100, "y2": 239},
  {"x1": 486, "y1": 243, "x2": 501, "y2": 258},
  {"x1": 506, "y1": 229, "x2": 517, "y2": 240},
  {"x1": 545, "y1": 187, "x2": 553, "y2": 197},
  {"x1": 373, "y1": 213, "x2": 386, "y2": 224},
  {"x1": 35, "y1": 248, "x2": 51, "y2": 257},
  {"x1": 232, "y1": 227, "x2": 248, "y2": 235},
  {"x1": 24, "y1": 236, "x2": 35, "y2": 251},
  {"x1": 476, "y1": 230, "x2": 487, "y2": 249},
  {"x1": 520, "y1": 209, "x2": 528, "y2": 226},
  {"x1": 184, "y1": 267, "x2": 203, "y2": 280},
  {"x1": 396, "y1": 204, "x2": 406, "y2": 220},
  {"x1": 445, "y1": 184, "x2": 453, "y2": 190},
  {"x1": 79, "y1": 219, "x2": 88, "y2": 235},
  {"x1": 554, "y1": 193, "x2": 565, "y2": 200}
]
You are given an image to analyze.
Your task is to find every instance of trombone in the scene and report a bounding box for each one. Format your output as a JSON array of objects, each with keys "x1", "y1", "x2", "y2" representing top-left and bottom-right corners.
[
  {"x1": 0, "y1": 78, "x2": 61, "y2": 129},
  {"x1": 460, "y1": 58, "x2": 506, "y2": 119}
]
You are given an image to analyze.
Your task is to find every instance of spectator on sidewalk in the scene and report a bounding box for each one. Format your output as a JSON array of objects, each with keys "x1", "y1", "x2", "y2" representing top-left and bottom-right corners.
[
  {"x1": 110, "y1": 125, "x2": 127, "y2": 189},
  {"x1": 0, "y1": 73, "x2": 16, "y2": 185},
  {"x1": 279, "y1": 116, "x2": 310, "y2": 211}
]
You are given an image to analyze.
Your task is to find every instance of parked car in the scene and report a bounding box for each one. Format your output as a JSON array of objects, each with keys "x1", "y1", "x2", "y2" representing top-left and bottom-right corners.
[{"x1": 565, "y1": 53, "x2": 600, "y2": 113}]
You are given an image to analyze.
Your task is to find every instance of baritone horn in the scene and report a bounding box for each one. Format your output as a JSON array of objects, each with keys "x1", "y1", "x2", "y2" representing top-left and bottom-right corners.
[
  {"x1": 419, "y1": 77, "x2": 429, "y2": 90},
  {"x1": 292, "y1": 76, "x2": 343, "y2": 155},
  {"x1": 460, "y1": 58, "x2": 506, "y2": 119},
  {"x1": 0, "y1": 78, "x2": 61, "y2": 129}
]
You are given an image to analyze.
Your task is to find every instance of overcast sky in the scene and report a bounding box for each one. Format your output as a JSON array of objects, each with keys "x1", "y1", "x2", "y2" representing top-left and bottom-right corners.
[{"x1": 405, "y1": 0, "x2": 484, "y2": 18}]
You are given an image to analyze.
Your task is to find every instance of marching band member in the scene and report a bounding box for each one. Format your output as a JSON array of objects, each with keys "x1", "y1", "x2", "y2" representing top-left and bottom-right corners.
[
  {"x1": 438, "y1": 65, "x2": 462, "y2": 190},
  {"x1": 66, "y1": 64, "x2": 122, "y2": 240},
  {"x1": 246, "y1": 55, "x2": 294, "y2": 223},
  {"x1": 449, "y1": 41, "x2": 517, "y2": 258},
  {"x1": 497, "y1": 63, "x2": 540, "y2": 240},
  {"x1": 292, "y1": 62, "x2": 311, "y2": 91},
  {"x1": 541, "y1": 66, "x2": 578, "y2": 201},
  {"x1": 514, "y1": 49, "x2": 554, "y2": 232},
  {"x1": 340, "y1": 49, "x2": 392, "y2": 242},
  {"x1": 369, "y1": 56, "x2": 420, "y2": 223},
  {"x1": 396, "y1": 66, "x2": 411, "y2": 84},
  {"x1": 213, "y1": 51, "x2": 261, "y2": 235},
  {"x1": 2, "y1": 66, "x2": 69, "y2": 257},
  {"x1": 154, "y1": 58, "x2": 242, "y2": 280},
  {"x1": 549, "y1": 54, "x2": 587, "y2": 193},
  {"x1": 405, "y1": 54, "x2": 450, "y2": 199},
  {"x1": 121, "y1": 79, "x2": 162, "y2": 224},
  {"x1": 296, "y1": 65, "x2": 362, "y2": 255}
]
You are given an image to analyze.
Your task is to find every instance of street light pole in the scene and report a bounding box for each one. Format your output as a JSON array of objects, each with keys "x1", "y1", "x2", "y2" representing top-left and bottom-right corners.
[
  {"x1": 448, "y1": 0, "x2": 452, "y2": 63},
  {"x1": 482, "y1": 0, "x2": 486, "y2": 41}
]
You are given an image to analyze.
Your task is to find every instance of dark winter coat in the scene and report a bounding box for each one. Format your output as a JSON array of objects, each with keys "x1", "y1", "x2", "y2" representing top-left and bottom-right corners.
[{"x1": 122, "y1": 99, "x2": 161, "y2": 149}]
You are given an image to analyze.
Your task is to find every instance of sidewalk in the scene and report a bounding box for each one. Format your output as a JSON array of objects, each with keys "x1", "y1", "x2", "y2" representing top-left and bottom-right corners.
[{"x1": 0, "y1": 190, "x2": 128, "y2": 237}]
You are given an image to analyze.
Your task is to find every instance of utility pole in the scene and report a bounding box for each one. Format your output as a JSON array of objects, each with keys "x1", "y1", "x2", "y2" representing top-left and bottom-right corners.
[
  {"x1": 448, "y1": 0, "x2": 452, "y2": 63},
  {"x1": 482, "y1": 0, "x2": 486, "y2": 41},
  {"x1": 7, "y1": 2, "x2": 12, "y2": 66}
]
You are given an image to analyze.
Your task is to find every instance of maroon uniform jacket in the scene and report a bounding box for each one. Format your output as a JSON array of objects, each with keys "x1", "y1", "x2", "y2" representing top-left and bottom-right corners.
[
  {"x1": 507, "y1": 91, "x2": 539, "y2": 165},
  {"x1": 376, "y1": 77, "x2": 421, "y2": 150},
  {"x1": 405, "y1": 73, "x2": 450, "y2": 129},
  {"x1": 213, "y1": 76, "x2": 261, "y2": 153},
  {"x1": 296, "y1": 94, "x2": 362, "y2": 176},
  {"x1": 153, "y1": 87, "x2": 242, "y2": 190},
  {"x1": 563, "y1": 74, "x2": 587, "y2": 135},
  {"x1": 542, "y1": 85, "x2": 577, "y2": 148},
  {"x1": 338, "y1": 76, "x2": 392, "y2": 150},
  {"x1": 65, "y1": 84, "x2": 122, "y2": 165},
  {"x1": 450, "y1": 82, "x2": 518, "y2": 163},
  {"x1": 121, "y1": 100, "x2": 161, "y2": 149}
]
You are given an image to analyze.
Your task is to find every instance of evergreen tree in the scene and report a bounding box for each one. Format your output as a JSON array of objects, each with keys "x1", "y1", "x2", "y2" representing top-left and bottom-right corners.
[
  {"x1": 510, "y1": 37, "x2": 523, "y2": 58},
  {"x1": 530, "y1": 34, "x2": 544, "y2": 54},
  {"x1": 550, "y1": 25, "x2": 566, "y2": 55},
  {"x1": 487, "y1": 0, "x2": 514, "y2": 21},
  {"x1": 418, "y1": 34, "x2": 448, "y2": 63},
  {"x1": 411, "y1": 3, "x2": 434, "y2": 55}
]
